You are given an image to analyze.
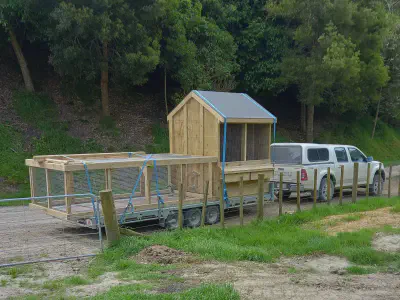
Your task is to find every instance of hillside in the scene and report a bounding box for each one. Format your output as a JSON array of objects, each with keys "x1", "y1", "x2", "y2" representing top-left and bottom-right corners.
[{"x1": 0, "y1": 58, "x2": 399, "y2": 199}]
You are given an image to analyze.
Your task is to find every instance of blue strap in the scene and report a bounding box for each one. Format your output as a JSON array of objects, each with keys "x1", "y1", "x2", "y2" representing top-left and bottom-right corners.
[
  {"x1": 128, "y1": 152, "x2": 133, "y2": 158},
  {"x1": 82, "y1": 162, "x2": 98, "y2": 224},
  {"x1": 119, "y1": 154, "x2": 153, "y2": 223},
  {"x1": 153, "y1": 160, "x2": 165, "y2": 205}
]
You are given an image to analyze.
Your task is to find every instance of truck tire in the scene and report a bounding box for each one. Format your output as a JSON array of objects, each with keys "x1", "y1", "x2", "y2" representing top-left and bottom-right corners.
[
  {"x1": 184, "y1": 208, "x2": 202, "y2": 228},
  {"x1": 165, "y1": 212, "x2": 178, "y2": 229},
  {"x1": 205, "y1": 206, "x2": 220, "y2": 225},
  {"x1": 370, "y1": 173, "x2": 384, "y2": 196},
  {"x1": 318, "y1": 177, "x2": 334, "y2": 201}
]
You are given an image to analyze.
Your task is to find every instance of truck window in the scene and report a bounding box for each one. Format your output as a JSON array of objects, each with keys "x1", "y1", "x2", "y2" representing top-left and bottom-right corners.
[
  {"x1": 334, "y1": 147, "x2": 349, "y2": 163},
  {"x1": 307, "y1": 148, "x2": 329, "y2": 162},
  {"x1": 271, "y1": 145, "x2": 302, "y2": 164},
  {"x1": 348, "y1": 147, "x2": 367, "y2": 163}
]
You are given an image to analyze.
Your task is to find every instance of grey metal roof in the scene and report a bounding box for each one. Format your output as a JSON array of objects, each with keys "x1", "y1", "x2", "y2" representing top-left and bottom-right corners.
[{"x1": 194, "y1": 90, "x2": 276, "y2": 120}]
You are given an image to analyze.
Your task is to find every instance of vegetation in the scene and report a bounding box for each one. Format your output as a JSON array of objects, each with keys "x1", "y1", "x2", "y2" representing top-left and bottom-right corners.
[
  {"x1": 91, "y1": 197, "x2": 400, "y2": 277},
  {"x1": 0, "y1": 0, "x2": 399, "y2": 142}
]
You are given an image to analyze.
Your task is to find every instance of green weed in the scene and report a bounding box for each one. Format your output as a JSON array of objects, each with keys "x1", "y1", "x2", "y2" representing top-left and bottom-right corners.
[
  {"x1": 1, "y1": 279, "x2": 7, "y2": 287},
  {"x1": 287, "y1": 267, "x2": 298, "y2": 274},
  {"x1": 346, "y1": 266, "x2": 376, "y2": 275},
  {"x1": 341, "y1": 214, "x2": 363, "y2": 222},
  {"x1": 391, "y1": 204, "x2": 400, "y2": 213},
  {"x1": 63, "y1": 275, "x2": 89, "y2": 286}
]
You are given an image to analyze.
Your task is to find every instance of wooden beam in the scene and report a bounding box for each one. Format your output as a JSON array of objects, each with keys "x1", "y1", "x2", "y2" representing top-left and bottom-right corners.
[
  {"x1": 169, "y1": 120, "x2": 174, "y2": 153},
  {"x1": 64, "y1": 172, "x2": 74, "y2": 214},
  {"x1": 208, "y1": 162, "x2": 213, "y2": 197},
  {"x1": 45, "y1": 169, "x2": 52, "y2": 208},
  {"x1": 180, "y1": 164, "x2": 187, "y2": 198},
  {"x1": 29, "y1": 167, "x2": 37, "y2": 204},
  {"x1": 268, "y1": 124, "x2": 272, "y2": 159},
  {"x1": 241, "y1": 124, "x2": 247, "y2": 161},
  {"x1": 144, "y1": 166, "x2": 153, "y2": 204},
  {"x1": 226, "y1": 118, "x2": 274, "y2": 124},
  {"x1": 184, "y1": 104, "x2": 188, "y2": 155}
]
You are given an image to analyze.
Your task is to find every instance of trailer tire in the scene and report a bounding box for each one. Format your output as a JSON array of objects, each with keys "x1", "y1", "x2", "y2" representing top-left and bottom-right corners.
[
  {"x1": 165, "y1": 212, "x2": 178, "y2": 229},
  {"x1": 184, "y1": 208, "x2": 202, "y2": 228},
  {"x1": 205, "y1": 206, "x2": 220, "y2": 225}
]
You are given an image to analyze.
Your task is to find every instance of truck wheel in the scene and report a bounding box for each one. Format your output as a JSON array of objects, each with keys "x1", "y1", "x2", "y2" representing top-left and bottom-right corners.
[
  {"x1": 184, "y1": 208, "x2": 202, "y2": 228},
  {"x1": 165, "y1": 212, "x2": 178, "y2": 229},
  {"x1": 318, "y1": 177, "x2": 334, "y2": 201},
  {"x1": 205, "y1": 206, "x2": 220, "y2": 225},
  {"x1": 370, "y1": 173, "x2": 384, "y2": 196}
]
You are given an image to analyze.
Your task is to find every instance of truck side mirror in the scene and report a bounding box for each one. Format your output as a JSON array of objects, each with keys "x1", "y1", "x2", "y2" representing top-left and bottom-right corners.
[{"x1": 367, "y1": 156, "x2": 373, "y2": 162}]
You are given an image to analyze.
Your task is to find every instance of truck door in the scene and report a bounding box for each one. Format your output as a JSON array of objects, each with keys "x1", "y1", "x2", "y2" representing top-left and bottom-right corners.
[
  {"x1": 334, "y1": 147, "x2": 352, "y2": 185},
  {"x1": 347, "y1": 147, "x2": 368, "y2": 184}
]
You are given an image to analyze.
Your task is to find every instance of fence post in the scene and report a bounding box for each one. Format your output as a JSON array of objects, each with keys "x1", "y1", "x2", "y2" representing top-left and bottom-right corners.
[
  {"x1": 220, "y1": 180, "x2": 225, "y2": 229},
  {"x1": 388, "y1": 166, "x2": 392, "y2": 198},
  {"x1": 378, "y1": 163, "x2": 382, "y2": 196},
  {"x1": 352, "y1": 162, "x2": 359, "y2": 203},
  {"x1": 100, "y1": 190, "x2": 120, "y2": 244},
  {"x1": 327, "y1": 167, "x2": 331, "y2": 205},
  {"x1": 239, "y1": 176, "x2": 244, "y2": 226},
  {"x1": 257, "y1": 174, "x2": 265, "y2": 221},
  {"x1": 178, "y1": 183, "x2": 184, "y2": 229},
  {"x1": 398, "y1": 174, "x2": 400, "y2": 197},
  {"x1": 339, "y1": 165, "x2": 344, "y2": 205},
  {"x1": 313, "y1": 169, "x2": 317, "y2": 209},
  {"x1": 279, "y1": 173, "x2": 283, "y2": 216},
  {"x1": 296, "y1": 170, "x2": 301, "y2": 212},
  {"x1": 366, "y1": 163, "x2": 371, "y2": 200},
  {"x1": 201, "y1": 181, "x2": 209, "y2": 227}
]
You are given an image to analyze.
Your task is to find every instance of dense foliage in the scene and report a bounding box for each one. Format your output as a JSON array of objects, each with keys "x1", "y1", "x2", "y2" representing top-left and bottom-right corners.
[{"x1": 1, "y1": 0, "x2": 399, "y2": 140}]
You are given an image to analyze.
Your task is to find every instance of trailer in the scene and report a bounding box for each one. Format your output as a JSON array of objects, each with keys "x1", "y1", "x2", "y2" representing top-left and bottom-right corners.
[{"x1": 25, "y1": 91, "x2": 277, "y2": 228}]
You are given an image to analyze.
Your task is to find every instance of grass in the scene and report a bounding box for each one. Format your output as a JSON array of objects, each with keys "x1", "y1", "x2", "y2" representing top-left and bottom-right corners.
[
  {"x1": 1, "y1": 265, "x2": 33, "y2": 279},
  {"x1": 391, "y1": 204, "x2": 400, "y2": 213},
  {"x1": 90, "y1": 197, "x2": 400, "y2": 278},
  {"x1": 341, "y1": 214, "x2": 363, "y2": 222},
  {"x1": 346, "y1": 266, "x2": 377, "y2": 275},
  {"x1": 90, "y1": 284, "x2": 239, "y2": 300}
]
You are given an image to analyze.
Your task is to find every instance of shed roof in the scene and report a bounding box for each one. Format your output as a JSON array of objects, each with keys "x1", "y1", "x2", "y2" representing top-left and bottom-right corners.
[{"x1": 194, "y1": 90, "x2": 276, "y2": 120}]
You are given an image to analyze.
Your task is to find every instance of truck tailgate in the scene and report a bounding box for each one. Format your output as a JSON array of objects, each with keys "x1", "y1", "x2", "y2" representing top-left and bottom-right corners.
[{"x1": 272, "y1": 165, "x2": 302, "y2": 183}]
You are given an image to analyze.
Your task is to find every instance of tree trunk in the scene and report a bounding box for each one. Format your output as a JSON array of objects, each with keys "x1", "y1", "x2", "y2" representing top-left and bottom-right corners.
[
  {"x1": 164, "y1": 66, "x2": 168, "y2": 115},
  {"x1": 301, "y1": 103, "x2": 306, "y2": 133},
  {"x1": 101, "y1": 41, "x2": 110, "y2": 117},
  {"x1": 371, "y1": 98, "x2": 381, "y2": 139},
  {"x1": 8, "y1": 28, "x2": 34, "y2": 92},
  {"x1": 306, "y1": 104, "x2": 314, "y2": 142}
]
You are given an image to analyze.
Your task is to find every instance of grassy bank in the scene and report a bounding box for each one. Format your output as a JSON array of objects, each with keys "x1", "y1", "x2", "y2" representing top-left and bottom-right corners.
[{"x1": 91, "y1": 197, "x2": 400, "y2": 278}]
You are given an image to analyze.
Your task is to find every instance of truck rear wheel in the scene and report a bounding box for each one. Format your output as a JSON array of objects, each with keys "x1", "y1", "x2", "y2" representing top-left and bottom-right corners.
[
  {"x1": 205, "y1": 206, "x2": 220, "y2": 225},
  {"x1": 318, "y1": 177, "x2": 334, "y2": 201},
  {"x1": 184, "y1": 208, "x2": 202, "y2": 228},
  {"x1": 165, "y1": 212, "x2": 178, "y2": 229}
]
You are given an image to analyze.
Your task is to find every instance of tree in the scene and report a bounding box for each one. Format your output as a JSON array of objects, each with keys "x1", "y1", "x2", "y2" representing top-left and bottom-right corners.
[
  {"x1": 48, "y1": 0, "x2": 161, "y2": 116},
  {"x1": 268, "y1": 0, "x2": 390, "y2": 142}
]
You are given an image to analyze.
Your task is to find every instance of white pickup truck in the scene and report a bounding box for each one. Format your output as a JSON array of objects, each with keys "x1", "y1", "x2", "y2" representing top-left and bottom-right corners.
[{"x1": 270, "y1": 143, "x2": 385, "y2": 201}]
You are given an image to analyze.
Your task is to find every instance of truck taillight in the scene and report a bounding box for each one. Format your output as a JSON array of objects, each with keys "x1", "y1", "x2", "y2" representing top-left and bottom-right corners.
[{"x1": 301, "y1": 169, "x2": 308, "y2": 181}]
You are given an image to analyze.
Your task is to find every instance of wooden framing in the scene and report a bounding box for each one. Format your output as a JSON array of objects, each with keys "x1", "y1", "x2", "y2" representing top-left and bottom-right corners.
[
  {"x1": 45, "y1": 169, "x2": 52, "y2": 208},
  {"x1": 64, "y1": 172, "x2": 74, "y2": 214}
]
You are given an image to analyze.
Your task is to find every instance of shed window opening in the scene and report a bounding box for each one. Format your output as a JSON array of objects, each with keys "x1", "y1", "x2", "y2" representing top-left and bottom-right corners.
[{"x1": 307, "y1": 148, "x2": 329, "y2": 162}]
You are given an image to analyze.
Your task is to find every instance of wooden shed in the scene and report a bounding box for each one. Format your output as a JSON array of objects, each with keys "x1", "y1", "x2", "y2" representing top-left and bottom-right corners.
[{"x1": 168, "y1": 90, "x2": 277, "y2": 198}]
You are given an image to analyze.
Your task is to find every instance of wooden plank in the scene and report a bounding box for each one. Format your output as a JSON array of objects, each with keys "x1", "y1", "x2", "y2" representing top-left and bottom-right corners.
[
  {"x1": 352, "y1": 162, "x2": 359, "y2": 203},
  {"x1": 388, "y1": 165, "x2": 392, "y2": 198},
  {"x1": 201, "y1": 181, "x2": 209, "y2": 227},
  {"x1": 105, "y1": 169, "x2": 112, "y2": 190},
  {"x1": 208, "y1": 162, "x2": 213, "y2": 197},
  {"x1": 178, "y1": 183, "x2": 184, "y2": 229},
  {"x1": 45, "y1": 169, "x2": 52, "y2": 208},
  {"x1": 100, "y1": 190, "x2": 120, "y2": 244},
  {"x1": 167, "y1": 165, "x2": 172, "y2": 189},
  {"x1": 226, "y1": 180, "x2": 271, "y2": 197},
  {"x1": 339, "y1": 165, "x2": 344, "y2": 205},
  {"x1": 169, "y1": 120, "x2": 174, "y2": 153},
  {"x1": 29, "y1": 203, "x2": 68, "y2": 220},
  {"x1": 267, "y1": 124, "x2": 272, "y2": 159},
  {"x1": 180, "y1": 164, "x2": 187, "y2": 198},
  {"x1": 220, "y1": 180, "x2": 225, "y2": 229},
  {"x1": 144, "y1": 166, "x2": 153, "y2": 204},
  {"x1": 313, "y1": 168, "x2": 318, "y2": 208},
  {"x1": 296, "y1": 170, "x2": 301, "y2": 212},
  {"x1": 26, "y1": 159, "x2": 66, "y2": 171},
  {"x1": 184, "y1": 104, "x2": 188, "y2": 155},
  {"x1": 226, "y1": 118, "x2": 274, "y2": 124},
  {"x1": 33, "y1": 152, "x2": 146, "y2": 162},
  {"x1": 200, "y1": 106, "x2": 204, "y2": 191},
  {"x1": 327, "y1": 167, "x2": 331, "y2": 205},
  {"x1": 257, "y1": 174, "x2": 265, "y2": 221},
  {"x1": 29, "y1": 167, "x2": 37, "y2": 204},
  {"x1": 225, "y1": 173, "x2": 250, "y2": 183},
  {"x1": 64, "y1": 172, "x2": 74, "y2": 214},
  {"x1": 366, "y1": 163, "x2": 371, "y2": 200},
  {"x1": 241, "y1": 124, "x2": 247, "y2": 161},
  {"x1": 216, "y1": 118, "x2": 221, "y2": 161},
  {"x1": 279, "y1": 172, "x2": 283, "y2": 216}
]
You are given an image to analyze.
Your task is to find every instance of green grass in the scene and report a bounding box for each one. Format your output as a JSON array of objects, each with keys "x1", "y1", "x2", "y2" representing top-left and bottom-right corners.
[
  {"x1": 1, "y1": 265, "x2": 33, "y2": 279},
  {"x1": 341, "y1": 214, "x2": 363, "y2": 222},
  {"x1": 316, "y1": 117, "x2": 400, "y2": 164},
  {"x1": 346, "y1": 266, "x2": 377, "y2": 275},
  {"x1": 90, "y1": 197, "x2": 400, "y2": 278},
  {"x1": 391, "y1": 204, "x2": 400, "y2": 213},
  {"x1": 1, "y1": 279, "x2": 7, "y2": 287},
  {"x1": 90, "y1": 284, "x2": 239, "y2": 300}
]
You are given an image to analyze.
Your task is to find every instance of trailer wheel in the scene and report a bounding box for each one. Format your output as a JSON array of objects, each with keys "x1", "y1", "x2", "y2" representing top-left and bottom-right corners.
[
  {"x1": 184, "y1": 208, "x2": 202, "y2": 228},
  {"x1": 165, "y1": 212, "x2": 178, "y2": 229},
  {"x1": 205, "y1": 206, "x2": 220, "y2": 225}
]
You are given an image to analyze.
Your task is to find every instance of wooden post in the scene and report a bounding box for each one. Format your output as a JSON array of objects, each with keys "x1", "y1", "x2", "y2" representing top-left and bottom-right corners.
[
  {"x1": 352, "y1": 162, "x2": 359, "y2": 203},
  {"x1": 257, "y1": 174, "x2": 264, "y2": 221},
  {"x1": 279, "y1": 173, "x2": 283, "y2": 216},
  {"x1": 398, "y1": 175, "x2": 400, "y2": 197},
  {"x1": 220, "y1": 180, "x2": 225, "y2": 229},
  {"x1": 388, "y1": 165, "x2": 392, "y2": 198},
  {"x1": 313, "y1": 169, "x2": 317, "y2": 209},
  {"x1": 208, "y1": 162, "x2": 213, "y2": 196},
  {"x1": 378, "y1": 163, "x2": 382, "y2": 196},
  {"x1": 105, "y1": 169, "x2": 112, "y2": 190},
  {"x1": 239, "y1": 176, "x2": 244, "y2": 226},
  {"x1": 366, "y1": 163, "x2": 371, "y2": 200},
  {"x1": 180, "y1": 164, "x2": 187, "y2": 198},
  {"x1": 29, "y1": 167, "x2": 37, "y2": 204},
  {"x1": 339, "y1": 165, "x2": 344, "y2": 205},
  {"x1": 144, "y1": 166, "x2": 153, "y2": 204},
  {"x1": 45, "y1": 169, "x2": 52, "y2": 208},
  {"x1": 100, "y1": 190, "x2": 120, "y2": 244},
  {"x1": 327, "y1": 167, "x2": 331, "y2": 205},
  {"x1": 178, "y1": 183, "x2": 184, "y2": 230},
  {"x1": 296, "y1": 170, "x2": 301, "y2": 212},
  {"x1": 167, "y1": 165, "x2": 172, "y2": 189},
  {"x1": 64, "y1": 171, "x2": 74, "y2": 214},
  {"x1": 201, "y1": 181, "x2": 209, "y2": 227}
]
